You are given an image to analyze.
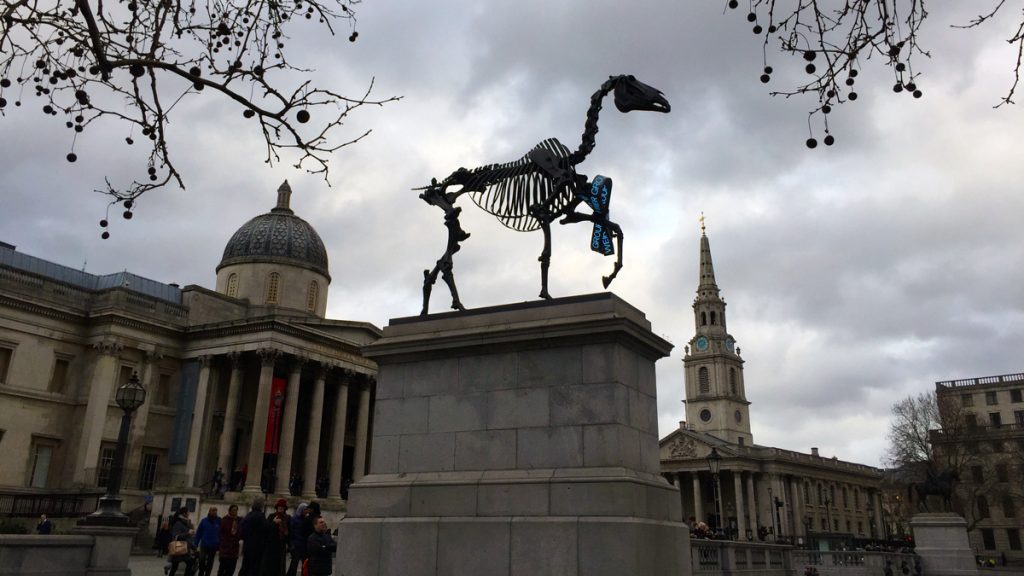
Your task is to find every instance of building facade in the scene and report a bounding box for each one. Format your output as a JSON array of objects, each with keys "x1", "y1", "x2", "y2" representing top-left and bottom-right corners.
[
  {"x1": 660, "y1": 226, "x2": 885, "y2": 545},
  {"x1": 0, "y1": 182, "x2": 379, "y2": 515},
  {"x1": 933, "y1": 373, "x2": 1024, "y2": 562}
]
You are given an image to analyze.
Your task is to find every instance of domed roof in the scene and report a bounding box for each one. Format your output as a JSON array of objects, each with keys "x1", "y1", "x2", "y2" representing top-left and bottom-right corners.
[{"x1": 217, "y1": 181, "x2": 330, "y2": 279}]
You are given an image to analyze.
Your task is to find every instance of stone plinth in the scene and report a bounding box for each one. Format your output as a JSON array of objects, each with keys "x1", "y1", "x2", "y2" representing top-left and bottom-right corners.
[
  {"x1": 910, "y1": 514, "x2": 978, "y2": 576},
  {"x1": 338, "y1": 293, "x2": 690, "y2": 576},
  {"x1": 70, "y1": 525, "x2": 137, "y2": 576}
]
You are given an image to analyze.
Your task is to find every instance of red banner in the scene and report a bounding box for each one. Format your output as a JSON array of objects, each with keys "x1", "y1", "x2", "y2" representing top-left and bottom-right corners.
[{"x1": 264, "y1": 377, "x2": 287, "y2": 454}]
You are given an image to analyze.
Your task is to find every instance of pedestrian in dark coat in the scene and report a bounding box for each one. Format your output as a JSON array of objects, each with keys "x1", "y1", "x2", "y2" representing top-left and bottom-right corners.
[
  {"x1": 35, "y1": 515, "x2": 52, "y2": 534},
  {"x1": 238, "y1": 497, "x2": 267, "y2": 576},
  {"x1": 286, "y1": 503, "x2": 309, "y2": 576},
  {"x1": 217, "y1": 504, "x2": 242, "y2": 576},
  {"x1": 259, "y1": 498, "x2": 290, "y2": 576},
  {"x1": 305, "y1": 516, "x2": 337, "y2": 576},
  {"x1": 168, "y1": 508, "x2": 196, "y2": 576},
  {"x1": 154, "y1": 520, "x2": 173, "y2": 557}
]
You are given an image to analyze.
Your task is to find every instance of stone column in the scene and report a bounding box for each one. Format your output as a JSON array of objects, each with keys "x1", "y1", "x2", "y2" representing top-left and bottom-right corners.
[
  {"x1": 873, "y1": 490, "x2": 884, "y2": 538},
  {"x1": 216, "y1": 352, "x2": 243, "y2": 478},
  {"x1": 790, "y1": 476, "x2": 803, "y2": 537},
  {"x1": 758, "y1": 473, "x2": 774, "y2": 537},
  {"x1": 746, "y1": 472, "x2": 758, "y2": 538},
  {"x1": 327, "y1": 374, "x2": 351, "y2": 500},
  {"x1": 75, "y1": 340, "x2": 123, "y2": 485},
  {"x1": 692, "y1": 473, "x2": 704, "y2": 524},
  {"x1": 185, "y1": 355, "x2": 213, "y2": 486},
  {"x1": 774, "y1": 475, "x2": 790, "y2": 536},
  {"x1": 734, "y1": 472, "x2": 747, "y2": 538},
  {"x1": 302, "y1": 365, "x2": 328, "y2": 498},
  {"x1": 242, "y1": 348, "x2": 278, "y2": 495},
  {"x1": 352, "y1": 377, "x2": 372, "y2": 482},
  {"x1": 125, "y1": 349, "x2": 162, "y2": 483},
  {"x1": 274, "y1": 358, "x2": 304, "y2": 495}
]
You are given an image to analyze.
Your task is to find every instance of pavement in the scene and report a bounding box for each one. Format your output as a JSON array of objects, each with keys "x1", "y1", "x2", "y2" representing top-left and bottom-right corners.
[{"x1": 128, "y1": 554, "x2": 170, "y2": 576}]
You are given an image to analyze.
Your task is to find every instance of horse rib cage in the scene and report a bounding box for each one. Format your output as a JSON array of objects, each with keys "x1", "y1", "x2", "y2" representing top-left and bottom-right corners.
[{"x1": 465, "y1": 138, "x2": 576, "y2": 232}]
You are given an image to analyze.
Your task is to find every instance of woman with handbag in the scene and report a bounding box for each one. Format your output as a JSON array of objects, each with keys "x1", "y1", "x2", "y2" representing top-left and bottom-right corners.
[{"x1": 168, "y1": 507, "x2": 197, "y2": 576}]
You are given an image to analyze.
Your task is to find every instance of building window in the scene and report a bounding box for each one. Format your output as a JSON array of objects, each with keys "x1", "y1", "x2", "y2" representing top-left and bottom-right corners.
[
  {"x1": 990, "y1": 412, "x2": 1002, "y2": 428},
  {"x1": 265, "y1": 272, "x2": 281, "y2": 304},
  {"x1": 28, "y1": 440, "x2": 54, "y2": 488},
  {"x1": 965, "y1": 414, "x2": 978, "y2": 429},
  {"x1": 1008, "y1": 529, "x2": 1022, "y2": 551},
  {"x1": 833, "y1": 519, "x2": 839, "y2": 532},
  {"x1": 138, "y1": 453, "x2": 159, "y2": 490},
  {"x1": 699, "y1": 409, "x2": 712, "y2": 422},
  {"x1": 49, "y1": 356, "x2": 71, "y2": 394},
  {"x1": 854, "y1": 490, "x2": 860, "y2": 509},
  {"x1": 0, "y1": 346, "x2": 12, "y2": 384},
  {"x1": 698, "y1": 367, "x2": 710, "y2": 394},
  {"x1": 805, "y1": 483, "x2": 811, "y2": 504},
  {"x1": 1015, "y1": 410, "x2": 1024, "y2": 425},
  {"x1": 830, "y1": 485, "x2": 836, "y2": 504},
  {"x1": 1012, "y1": 389, "x2": 1023, "y2": 403},
  {"x1": 710, "y1": 311, "x2": 717, "y2": 325},
  {"x1": 96, "y1": 446, "x2": 116, "y2": 487},
  {"x1": 996, "y1": 463, "x2": 1009, "y2": 482},
  {"x1": 843, "y1": 487, "x2": 849, "y2": 508},
  {"x1": 846, "y1": 520, "x2": 851, "y2": 532},
  {"x1": 1003, "y1": 496, "x2": 1015, "y2": 518},
  {"x1": 857, "y1": 521, "x2": 863, "y2": 534},
  {"x1": 986, "y1": 391, "x2": 998, "y2": 406},
  {"x1": 977, "y1": 496, "x2": 989, "y2": 519},
  {"x1": 306, "y1": 280, "x2": 318, "y2": 312},
  {"x1": 821, "y1": 518, "x2": 828, "y2": 531},
  {"x1": 818, "y1": 484, "x2": 824, "y2": 505},
  {"x1": 729, "y1": 368, "x2": 737, "y2": 395},
  {"x1": 155, "y1": 373, "x2": 172, "y2": 406},
  {"x1": 226, "y1": 273, "x2": 239, "y2": 298},
  {"x1": 700, "y1": 312, "x2": 707, "y2": 326},
  {"x1": 981, "y1": 529, "x2": 996, "y2": 550},
  {"x1": 971, "y1": 466, "x2": 984, "y2": 483},
  {"x1": 961, "y1": 393, "x2": 974, "y2": 407},
  {"x1": 738, "y1": 437, "x2": 745, "y2": 446}
]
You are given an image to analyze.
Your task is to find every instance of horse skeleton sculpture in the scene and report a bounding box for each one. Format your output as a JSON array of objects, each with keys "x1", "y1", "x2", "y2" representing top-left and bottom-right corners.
[{"x1": 417, "y1": 75, "x2": 670, "y2": 315}]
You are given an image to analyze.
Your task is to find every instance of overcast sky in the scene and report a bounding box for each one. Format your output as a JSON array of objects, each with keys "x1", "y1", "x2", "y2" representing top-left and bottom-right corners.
[{"x1": 2, "y1": 0, "x2": 1023, "y2": 468}]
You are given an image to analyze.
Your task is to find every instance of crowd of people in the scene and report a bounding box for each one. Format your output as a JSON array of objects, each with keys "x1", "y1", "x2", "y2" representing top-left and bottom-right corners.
[{"x1": 152, "y1": 497, "x2": 337, "y2": 576}]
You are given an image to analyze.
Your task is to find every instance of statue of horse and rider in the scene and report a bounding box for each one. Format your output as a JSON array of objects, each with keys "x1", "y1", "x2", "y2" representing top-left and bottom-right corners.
[{"x1": 908, "y1": 467, "x2": 959, "y2": 512}]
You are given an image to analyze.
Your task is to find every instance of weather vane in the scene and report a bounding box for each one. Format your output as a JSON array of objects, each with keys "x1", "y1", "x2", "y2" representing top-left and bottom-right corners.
[
  {"x1": 415, "y1": 75, "x2": 671, "y2": 315},
  {"x1": 699, "y1": 212, "x2": 706, "y2": 233}
]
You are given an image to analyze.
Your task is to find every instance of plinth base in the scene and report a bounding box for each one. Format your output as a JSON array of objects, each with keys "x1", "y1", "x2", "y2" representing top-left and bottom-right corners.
[{"x1": 910, "y1": 513, "x2": 978, "y2": 576}]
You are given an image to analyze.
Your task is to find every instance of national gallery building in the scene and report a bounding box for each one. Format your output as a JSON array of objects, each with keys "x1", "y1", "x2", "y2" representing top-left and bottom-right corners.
[
  {"x1": 0, "y1": 182, "x2": 380, "y2": 512},
  {"x1": 659, "y1": 229, "x2": 886, "y2": 544}
]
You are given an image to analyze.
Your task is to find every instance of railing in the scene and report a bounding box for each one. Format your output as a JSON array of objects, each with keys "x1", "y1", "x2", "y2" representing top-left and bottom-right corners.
[
  {"x1": 792, "y1": 550, "x2": 919, "y2": 576},
  {"x1": 691, "y1": 539, "x2": 793, "y2": 576},
  {"x1": 0, "y1": 491, "x2": 103, "y2": 518},
  {"x1": 936, "y1": 373, "x2": 1024, "y2": 389}
]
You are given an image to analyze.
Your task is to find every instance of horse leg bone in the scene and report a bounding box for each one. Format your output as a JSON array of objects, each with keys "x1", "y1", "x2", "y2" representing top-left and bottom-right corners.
[
  {"x1": 537, "y1": 216, "x2": 554, "y2": 300},
  {"x1": 602, "y1": 222, "x2": 624, "y2": 288}
]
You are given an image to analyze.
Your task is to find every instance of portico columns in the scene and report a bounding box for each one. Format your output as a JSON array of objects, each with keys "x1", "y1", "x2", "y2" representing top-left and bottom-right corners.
[
  {"x1": 274, "y1": 359, "x2": 304, "y2": 494},
  {"x1": 327, "y1": 375, "x2": 350, "y2": 500},
  {"x1": 692, "y1": 473, "x2": 704, "y2": 524},
  {"x1": 745, "y1": 473, "x2": 758, "y2": 538},
  {"x1": 125, "y1": 349, "x2": 161, "y2": 481},
  {"x1": 75, "y1": 340, "x2": 123, "y2": 485},
  {"x1": 302, "y1": 365, "x2": 328, "y2": 498},
  {"x1": 872, "y1": 490, "x2": 884, "y2": 538},
  {"x1": 216, "y1": 352, "x2": 243, "y2": 478},
  {"x1": 790, "y1": 477, "x2": 802, "y2": 537},
  {"x1": 185, "y1": 355, "x2": 213, "y2": 486},
  {"x1": 352, "y1": 378, "x2": 372, "y2": 482},
  {"x1": 734, "y1": 472, "x2": 747, "y2": 538},
  {"x1": 243, "y1": 348, "x2": 278, "y2": 494}
]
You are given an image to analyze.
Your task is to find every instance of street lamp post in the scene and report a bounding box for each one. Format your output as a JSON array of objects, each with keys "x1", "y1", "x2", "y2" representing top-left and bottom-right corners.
[
  {"x1": 81, "y1": 372, "x2": 147, "y2": 525},
  {"x1": 706, "y1": 448, "x2": 723, "y2": 538}
]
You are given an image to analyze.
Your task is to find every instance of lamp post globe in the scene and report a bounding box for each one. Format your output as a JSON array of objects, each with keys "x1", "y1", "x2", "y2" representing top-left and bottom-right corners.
[{"x1": 81, "y1": 372, "x2": 146, "y2": 525}]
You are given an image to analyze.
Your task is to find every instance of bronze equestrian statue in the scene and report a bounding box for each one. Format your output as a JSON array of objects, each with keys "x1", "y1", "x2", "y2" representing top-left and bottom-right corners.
[
  {"x1": 909, "y1": 468, "x2": 958, "y2": 512},
  {"x1": 416, "y1": 75, "x2": 671, "y2": 315}
]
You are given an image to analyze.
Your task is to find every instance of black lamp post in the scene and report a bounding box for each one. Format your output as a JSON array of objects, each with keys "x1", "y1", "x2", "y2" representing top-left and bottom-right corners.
[
  {"x1": 82, "y1": 372, "x2": 146, "y2": 525},
  {"x1": 706, "y1": 448, "x2": 723, "y2": 537}
]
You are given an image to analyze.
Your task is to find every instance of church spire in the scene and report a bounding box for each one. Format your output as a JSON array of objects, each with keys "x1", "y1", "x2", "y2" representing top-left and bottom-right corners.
[{"x1": 697, "y1": 218, "x2": 721, "y2": 301}]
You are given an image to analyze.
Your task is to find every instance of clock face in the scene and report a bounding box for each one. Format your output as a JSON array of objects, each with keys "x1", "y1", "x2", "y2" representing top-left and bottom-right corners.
[
  {"x1": 695, "y1": 336, "x2": 709, "y2": 351},
  {"x1": 725, "y1": 338, "x2": 735, "y2": 352},
  {"x1": 700, "y1": 409, "x2": 712, "y2": 422}
]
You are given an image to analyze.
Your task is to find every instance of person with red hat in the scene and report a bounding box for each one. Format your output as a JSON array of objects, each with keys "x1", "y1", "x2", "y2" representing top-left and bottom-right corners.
[{"x1": 259, "y1": 498, "x2": 290, "y2": 576}]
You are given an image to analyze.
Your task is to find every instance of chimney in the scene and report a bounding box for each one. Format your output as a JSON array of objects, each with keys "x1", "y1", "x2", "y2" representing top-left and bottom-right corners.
[{"x1": 811, "y1": 447, "x2": 819, "y2": 457}]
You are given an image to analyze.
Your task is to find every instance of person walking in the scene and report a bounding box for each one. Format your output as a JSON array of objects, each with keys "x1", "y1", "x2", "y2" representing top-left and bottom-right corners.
[
  {"x1": 286, "y1": 503, "x2": 309, "y2": 576},
  {"x1": 154, "y1": 520, "x2": 173, "y2": 557},
  {"x1": 217, "y1": 504, "x2": 242, "y2": 576},
  {"x1": 238, "y1": 497, "x2": 267, "y2": 576},
  {"x1": 35, "y1": 514, "x2": 52, "y2": 534},
  {"x1": 193, "y1": 506, "x2": 221, "y2": 576},
  {"x1": 305, "y1": 516, "x2": 336, "y2": 576},
  {"x1": 168, "y1": 507, "x2": 196, "y2": 576},
  {"x1": 259, "y1": 498, "x2": 290, "y2": 576}
]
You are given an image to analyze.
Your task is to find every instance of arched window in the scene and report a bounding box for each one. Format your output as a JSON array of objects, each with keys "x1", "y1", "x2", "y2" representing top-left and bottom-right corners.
[
  {"x1": 843, "y1": 487, "x2": 849, "y2": 508},
  {"x1": 306, "y1": 280, "x2": 319, "y2": 312},
  {"x1": 805, "y1": 482, "x2": 811, "y2": 504},
  {"x1": 226, "y1": 273, "x2": 238, "y2": 298},
  {"x1": 977, "y1": 495, "x2": 989, "y2": 518},
  {"x1": 854, "y1": 489, "x2": 860, "y2": 509},
  {"x1": 265, "y1": 272, "x2": 280, "y2": 304},
  {"x1": 710, "y1": 311, "x2": 717, "y2": 325},
  {"x1": 729, "y1": 368, "x2": 737, "y2": 394},
  {"x1": 701, "y1": 312, "x2": 707, "y2": 326},
  {"x1": 817, "y1": 484, "x2": 824, "y2": 505},
  {"x1": 830, "y1": 485, "x2": 836, "y2": 504},
  {"x1": 698, "y1": 367, "x2": 710, "y2": 393}
]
